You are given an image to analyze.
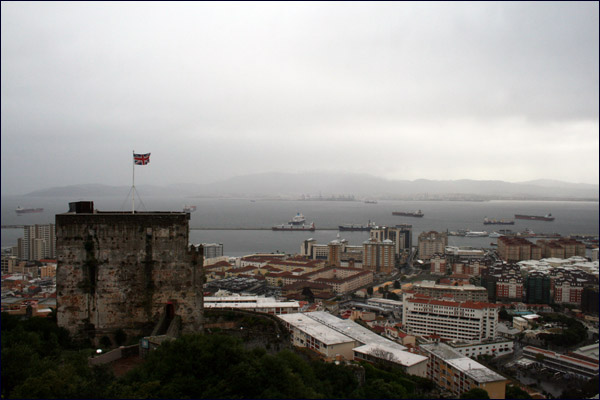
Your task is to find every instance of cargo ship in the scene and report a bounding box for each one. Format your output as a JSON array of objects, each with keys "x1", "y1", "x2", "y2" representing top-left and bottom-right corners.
[
  {"x1": 483, "y1": 217, "x2": 514, "y2": 225},
  {"x1": 183, "y1": 205, "x2": 197, "y2": 213},
  {"x1": 392, "y1": 210, "x2": 424, "y2": 217},
  {"x1": 15, "y1": 206, "x2": 44, "y2": 215},
  {"x1": 514, "y1": 213, "x2": 555, "y2": 221},
  {"x1": 339, "y1": 221, "x2": 376, "y2": 232}
]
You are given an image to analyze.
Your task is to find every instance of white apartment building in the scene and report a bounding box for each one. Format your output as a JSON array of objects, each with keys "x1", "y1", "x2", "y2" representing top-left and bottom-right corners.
[
  {"x1": 402, "y1": 295, "x2": 499, "y2": 341},
  {"x1": 445, "y1": 338, "x2": 514, "y2": 358}
]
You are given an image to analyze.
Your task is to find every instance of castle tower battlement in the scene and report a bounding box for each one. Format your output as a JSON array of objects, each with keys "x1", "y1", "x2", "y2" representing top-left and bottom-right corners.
[{"x1": 56, "y1": 202, "x2": 203, "y2": 340}]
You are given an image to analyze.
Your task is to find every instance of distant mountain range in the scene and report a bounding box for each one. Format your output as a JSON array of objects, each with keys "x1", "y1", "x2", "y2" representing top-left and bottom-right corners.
[{"x1": 22, "y1": 172, "x2": 599, "y2": 201}]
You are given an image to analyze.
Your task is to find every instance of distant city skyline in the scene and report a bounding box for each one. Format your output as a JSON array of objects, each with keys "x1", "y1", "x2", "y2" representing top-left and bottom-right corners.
[{"x1": 1, "y1": 2, "x2": 598, "y2": 195}]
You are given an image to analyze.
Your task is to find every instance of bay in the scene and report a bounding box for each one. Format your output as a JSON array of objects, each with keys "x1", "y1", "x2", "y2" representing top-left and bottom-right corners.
[{"x1": 2, "y1": 195, "x2": 598, "y2": 257}]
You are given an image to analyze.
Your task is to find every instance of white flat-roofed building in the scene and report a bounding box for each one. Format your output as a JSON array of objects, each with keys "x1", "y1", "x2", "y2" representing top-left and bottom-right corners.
[
  {"x1": 445, "y1": 246, "x2": 485, "y2": 259},
  {"x1": 367, "y1": 298, "x2": 403, "y2": 314},
  {"x1": 403, "y1": 296, "x2": 499, "y2": 341},
  {"x1": 306, "y1": 311, "x2": 406, "y2": 349},
  {"x1": 353, "y1": 342, "x2": 428, "y2": 377},
  {"x1": 420, "y1": 342, "x2": 507, "y2": 399},
  {"x1": 278, "y1": 313, "x2": 357, "y2": 360},
  {"x1": 204, "y1": 296, "x2": 299, "y2": 315},
  {"x1": 445, "y1": 338, "x2": 514, "y2": 358},
  {"x1": 278, "y1": 312, "x2": 428, "y2": 376}
]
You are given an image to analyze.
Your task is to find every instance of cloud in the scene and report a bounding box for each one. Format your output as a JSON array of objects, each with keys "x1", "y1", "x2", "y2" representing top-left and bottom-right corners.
[{"x1": 1, "y1": 2, "x2": 598, "y2": 194}]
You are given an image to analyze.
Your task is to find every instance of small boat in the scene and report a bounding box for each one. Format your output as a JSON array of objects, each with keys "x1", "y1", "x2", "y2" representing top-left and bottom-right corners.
[
  {"x1": 15, "y1": 206, "x2": 44, "y2": 215},
  {"x1": 183, "y1": 205, "x2": 197, "y2": 213},
  {"x1": 514, "y1": 213, "x2": 555, "y2": 221},
  {"x1": 364, "y1": 200, "x2": 378, "y2": 204},
  {"x1": 488, "y1": 232, "x2": 503, "y2": 238},
  {"x1": 392, "y1": 210, "x2": 424, "y2": 217}
]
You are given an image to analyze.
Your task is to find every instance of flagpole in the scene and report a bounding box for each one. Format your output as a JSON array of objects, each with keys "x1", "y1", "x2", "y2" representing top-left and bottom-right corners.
[{"x1": 132, "y1": 150, "x2": 135, "y2": 214}]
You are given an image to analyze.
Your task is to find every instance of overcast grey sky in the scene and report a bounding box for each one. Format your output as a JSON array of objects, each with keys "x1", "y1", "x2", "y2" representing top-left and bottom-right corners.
[{"x1": 1, "y1": 1, "x2": 598, "y2": 195}]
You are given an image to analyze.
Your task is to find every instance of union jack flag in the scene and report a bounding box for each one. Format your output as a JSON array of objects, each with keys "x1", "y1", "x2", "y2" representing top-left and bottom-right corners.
[{"x1": 134, "y1": 153, "x2": 151, "y2": 165}]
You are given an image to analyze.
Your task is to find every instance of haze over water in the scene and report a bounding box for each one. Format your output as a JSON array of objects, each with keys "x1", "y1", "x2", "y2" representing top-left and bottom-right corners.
[{"x1": 2, "y1": 195, "x2": 598, "y2": 257}]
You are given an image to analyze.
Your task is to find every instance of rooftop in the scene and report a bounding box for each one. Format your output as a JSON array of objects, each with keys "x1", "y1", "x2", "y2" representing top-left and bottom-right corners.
[
  {"x1": 420, "y1": 342, "x2": 506, "y2": 383},
  {"x1": 278, "y1": 313, "x2": 355, "y2": 345}
]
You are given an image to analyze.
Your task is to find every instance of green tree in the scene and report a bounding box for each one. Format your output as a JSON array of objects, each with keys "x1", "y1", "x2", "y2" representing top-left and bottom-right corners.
[
  {"x1": 506, "y1": 384, "x2": 532, "y2": 399},
  {"x1": 393, "y1": 280, "x2": 401, "y2": 289},
  {"x1": 460, "y1": 387, "x2": 490, "y2": 399},
  {"x1": 367, "y1": 286, "x2": 374, "y2": 296}
]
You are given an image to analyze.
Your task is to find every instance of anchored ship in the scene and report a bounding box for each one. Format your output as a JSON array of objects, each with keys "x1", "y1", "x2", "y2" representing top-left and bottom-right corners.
[
  {"x1": 483, "y1": 217, "x2": 515, "y2": 225},
  {"x1": 15, "y1": 206, "x2": 44, "y2": 215},
  {"x1": 514, "y1": 213, "x2": 555, "y2": 221},
  {"x1": 465, "y1": 230, "x2": 488, "y2": 237},
  {"x1": 392, "y1": 210, "x2": 424, "y2": 217},
  {"x1": 272, "y1": 213, "x2": 315, "y2": 231},
  {"x1": 272, "y1": 222, "x2": 316, "y2": 231},
  {"x1": 339, "y1": 221, "x2": 376, "y2": 232}
]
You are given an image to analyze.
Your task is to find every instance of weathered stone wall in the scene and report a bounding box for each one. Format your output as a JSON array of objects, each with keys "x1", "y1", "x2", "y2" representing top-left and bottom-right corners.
[{"x1": 56, "y1": 212, "x2": 203, "y2": 340}]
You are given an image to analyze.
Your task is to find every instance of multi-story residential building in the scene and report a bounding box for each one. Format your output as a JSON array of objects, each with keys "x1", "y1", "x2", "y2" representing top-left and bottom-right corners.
[
  {"x1": 402, "y1": 294, "x2": 499, "y2": 341},
  {"x1": 420, "y1": 342, "x2": 507, "y2": 399},
  {"x1": 497, "y1": 236, "x2": 541, "y2": 262},
  {"x1": 525, "y1": 271, "x2": 551, "y2": 304},
  {"x1": 496, "y1": 275, "x2": 524, "y2": 302},
  {"x1": 200, "y1": 243, "x2": 224, "y2": 259},
  {"x1": 445, "y1": 338, "x2": 514, "y2": 358},
  {"x1": 418, "y1": 231, "x2": 447, "y2": 260},
  {"x1": 363, "y1": 238, "x2": 395, "y2": 275},
  {"x1": 328, "y1": 239, "x2": 343, "y2": 267},
  {"x1": 369, "y1": 224, "x2": 412, "y2": 258},
  {"x1": 302, "y1": 238, "x2": 363, "y2": 268},
  {"x1": 482, "y1": 264, "x2": 524, "y2": 302},
  {"x1": 553, "y1": 276, "x2": 586, "y2": 305},
  {"x1": 19, "y1": 224, "x2": 56, "y2": 261},
  {"x1": 411, "y1": 281, "x2": 489, "y2": 302},
  {"x1": 452, "y1": 259, "x2": 490, "y2": 276},
  {"x1": 301, "y1": 239, "x2": 329, "y2": 260},
  {"x1": 536, "y1": 238, "x2": 587, "y2": 259},
  {"x1": 1, "y1": 255, "x2": 18, "y2": 275},
  {"x1": 430, "y1": 254, "x2": 447, "y2": 274}
]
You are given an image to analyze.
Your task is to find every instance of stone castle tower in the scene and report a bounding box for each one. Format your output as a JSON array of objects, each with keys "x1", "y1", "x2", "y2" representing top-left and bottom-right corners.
[{"x1": 56, "y1": 201, "x2": 203, "y2": 340}]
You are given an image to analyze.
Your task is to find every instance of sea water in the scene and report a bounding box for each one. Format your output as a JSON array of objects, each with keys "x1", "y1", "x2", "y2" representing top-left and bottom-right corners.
[{"x1": 2, "y1": 195, "x2": 598, "y2": 257}]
